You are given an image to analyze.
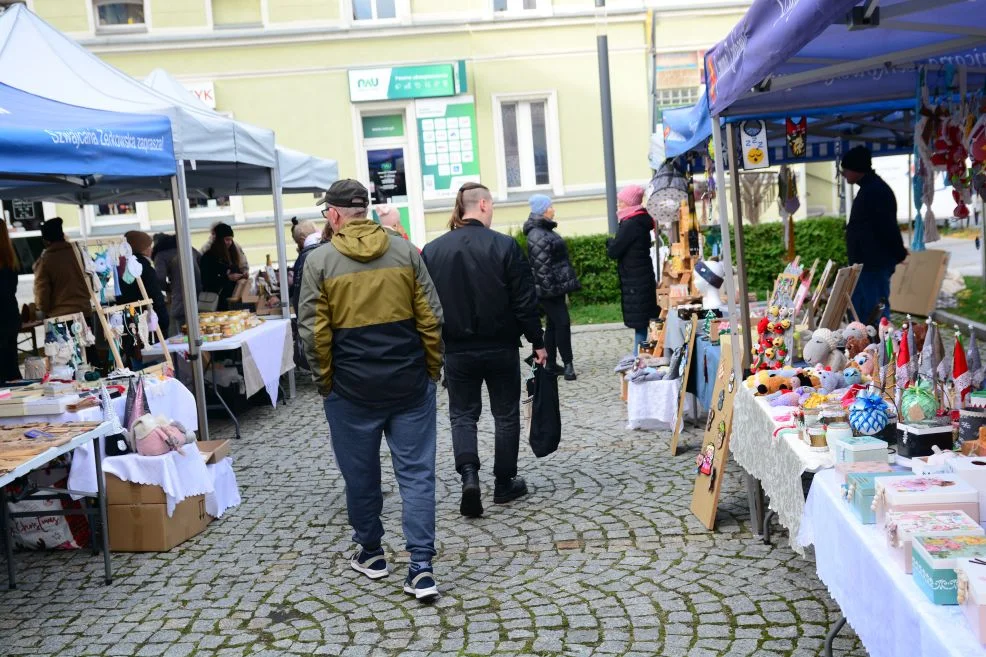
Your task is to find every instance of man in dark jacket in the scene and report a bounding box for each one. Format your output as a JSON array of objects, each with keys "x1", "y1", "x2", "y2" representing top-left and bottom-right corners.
[
  {"x1": 299, "y1": 179, "x2": 445, "y2": 603},
  {"x1": 523, "y1": 194, "x2": 580, "y2": 381},
  {"x1": 841, "y1": 146, "x2": 907, "y2": 324},
  {"x1": 422, "y1": 182, "x2": 547, "y2": 519}
]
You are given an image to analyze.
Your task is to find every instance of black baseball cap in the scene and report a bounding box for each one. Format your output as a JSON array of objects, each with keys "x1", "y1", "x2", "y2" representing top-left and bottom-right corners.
[{"x1": 316, "y1": 179, "x2": 369, "y2": 209}]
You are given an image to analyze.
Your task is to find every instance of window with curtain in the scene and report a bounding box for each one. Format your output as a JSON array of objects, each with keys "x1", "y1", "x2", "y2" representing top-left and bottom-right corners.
[
  {"x1": 498, "y1": 98, "x2": 553, "y2": 190},
  {"x1": 493, "y1": 0, "x2": 538, "y2": 11},
  {"x1": 94, "y1": 1, "x2": 145, "y2": 30}
]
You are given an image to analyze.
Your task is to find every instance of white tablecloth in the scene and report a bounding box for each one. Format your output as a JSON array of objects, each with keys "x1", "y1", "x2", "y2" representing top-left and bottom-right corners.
[
  {"x1": 206, "y1": 457, "x2": 240, "y2": 519},
  {"x1": 626, "y1": 377, "x2": 696, "y2": 431},
  {"x1": 731, "y1": 385, "x2": 834, "y2": 554},
  {"x1": 799, "y1": 469, "x2": 986, "y2": 657},
  {"x1": 143, "y1": 319, "x2": 293, "y2": 405}
]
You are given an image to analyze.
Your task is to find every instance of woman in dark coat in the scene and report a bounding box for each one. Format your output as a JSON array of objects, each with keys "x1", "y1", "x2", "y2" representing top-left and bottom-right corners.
[
  {"x1": 118, "y1": 231, "x2": 170, "y2": 337},
  {"x1": 523, "y1": 194, "x2": 580, "y2": 380},
  {"x1": 199, "y1": 222, "x2": 243, "y2": 312},
  {"x1": 0, "y1": 221, "x2": 20, "y2": 382},
  {"x1": 606, "y1": 185, "x2": 659, "y2": 354}
]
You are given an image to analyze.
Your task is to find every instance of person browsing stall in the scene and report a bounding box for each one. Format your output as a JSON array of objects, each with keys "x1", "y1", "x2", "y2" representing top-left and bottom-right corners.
[
  {"x1": 33, "y1": 218, "x2": 91, "y2": 319},
  {"x1": 199, "y1": 222, "x2": 244, "y2": 312}
]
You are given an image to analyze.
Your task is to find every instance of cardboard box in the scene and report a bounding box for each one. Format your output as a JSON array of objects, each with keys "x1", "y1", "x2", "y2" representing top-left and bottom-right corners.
[
  {"x1": 106, "y1": 474, "x2": 167, "y2": 505},
  {"x1": 197, "y1": 439, "x2": 231, "y2": 465},
  {"x1": 107, "y1": 495, "x2": 212, "y2": 552}
]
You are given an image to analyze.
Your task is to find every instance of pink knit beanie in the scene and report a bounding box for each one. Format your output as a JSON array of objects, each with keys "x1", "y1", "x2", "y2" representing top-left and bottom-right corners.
[{"x1": 617, "y1": 185, "x2": 645, "y2": 207}]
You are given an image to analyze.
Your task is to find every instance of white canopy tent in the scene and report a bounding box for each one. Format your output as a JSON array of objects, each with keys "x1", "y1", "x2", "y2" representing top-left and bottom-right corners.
[{"x1": 0, "y1": 5, "x2": 309, "y2": 439}]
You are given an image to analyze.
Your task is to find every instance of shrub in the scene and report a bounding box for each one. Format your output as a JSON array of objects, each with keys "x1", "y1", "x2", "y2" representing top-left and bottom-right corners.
[{"x1": 514, "y1": 216, "x2": 848, "y2": 307}]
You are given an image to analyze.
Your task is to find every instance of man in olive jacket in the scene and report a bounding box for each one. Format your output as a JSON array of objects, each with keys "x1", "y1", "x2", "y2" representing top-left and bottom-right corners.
[{"x1": 298, "y1": 179, "x2": 445, "y2": 602}]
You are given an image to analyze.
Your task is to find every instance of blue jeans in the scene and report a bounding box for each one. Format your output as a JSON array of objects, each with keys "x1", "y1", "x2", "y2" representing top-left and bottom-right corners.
[
  {"x1": 323, "y1": 383, "x2": 437, "y2": 563},
  {"x1": 851, "y1": 267, "x2": 893, "y2": 326},
  {"x1": 633, "y1": 328, "x2": 649, "y2": 355}
]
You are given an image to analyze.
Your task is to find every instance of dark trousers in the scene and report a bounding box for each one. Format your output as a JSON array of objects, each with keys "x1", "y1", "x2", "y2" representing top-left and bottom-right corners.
[
  {"x1": 541, "y1": 296, "x2": 573, "y2": 365},
  {"x1": 851, "y1": 267, "x2": 893, "y2": 326},
  {"x1": 0, "y1": 333, "x2": 18, "y2": 382},
  {"x1": 445, "y1": 347, "x2": 521, "y2": 480}
]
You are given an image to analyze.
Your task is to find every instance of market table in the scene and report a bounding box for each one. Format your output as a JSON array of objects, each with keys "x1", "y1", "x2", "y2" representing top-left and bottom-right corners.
[
  {"x1": 730, "y1": 384, "x2": 833, "y2": 553},
  {"x1": 0, "y1": 421, "x2": 114, "y2": 589},
  {"x1": 798, "y1": 468, "x2": 986, "y2": 657},
  {"x1": 626, "y1": 376, "x2": 698, "y2": 432},
  {"x1": 142, "y1": 319, "x2": 294, "y2": 439}
]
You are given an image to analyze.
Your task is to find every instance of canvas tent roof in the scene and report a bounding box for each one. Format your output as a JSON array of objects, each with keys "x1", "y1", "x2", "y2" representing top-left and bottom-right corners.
[
  {"x1": 705, "y1": 0, "x2": 986, "y2": 117},
  {"x1": 0, "y1": 82, "x2": 175, "y2": 189},
  {"x1": 0, "y1": 5, "x2": 274, "y2": 173}
]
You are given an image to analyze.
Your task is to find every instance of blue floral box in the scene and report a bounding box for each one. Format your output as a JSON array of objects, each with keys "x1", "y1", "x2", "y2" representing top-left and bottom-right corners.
[
  {"x1": 844, "y1": 473, "x2": 910, "y2": 524},
  {"x1": 912, "y1": 535, "x2": 986, "y2": 605}
]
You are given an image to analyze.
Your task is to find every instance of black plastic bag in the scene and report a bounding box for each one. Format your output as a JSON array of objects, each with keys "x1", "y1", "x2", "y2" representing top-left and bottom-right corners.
[{"x1": 525, "y1": 362, "x2": 561, "y2": 458}]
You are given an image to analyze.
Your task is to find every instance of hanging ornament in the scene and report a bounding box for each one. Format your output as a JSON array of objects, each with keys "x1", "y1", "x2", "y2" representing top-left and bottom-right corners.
[
  {"x1": 785, "y1": 116, "x2": 807, "y2": 159},
  {"x1": 955, "y1": 330, "x2": 973, "y2": 408},
  {"x1": 896, "y1": 324, "x2": 911, "y2": 411},
  {"x1": 740, "y1": 120, "x2": 770, "y2": 169},
  {"x1": 850, "y1": 389, "x2": 890, "y2": 436}
]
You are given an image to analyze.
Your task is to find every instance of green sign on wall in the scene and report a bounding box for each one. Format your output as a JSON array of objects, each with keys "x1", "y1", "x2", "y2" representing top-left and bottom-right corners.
[
  {"x1": 361, "y1": 114, "x2": 405, "y2": 139},
  {"x1": 416, "y1": 96, "x2": 480, "y2": 201},
  {"x1": 349, "y1": 64, "x2": 456, "y2": 102}
]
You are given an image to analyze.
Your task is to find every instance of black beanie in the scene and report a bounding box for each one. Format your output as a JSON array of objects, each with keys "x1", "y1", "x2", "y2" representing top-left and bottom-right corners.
[
  {"x1": 840, "y1": 146, "x2": 872, "y2": 174},
  {"x1": 213, "y1": 222, "x2": 234, "y2": 239},
  {"x1": 41, "y1": 217, "x2": 65, "y2": 242}
]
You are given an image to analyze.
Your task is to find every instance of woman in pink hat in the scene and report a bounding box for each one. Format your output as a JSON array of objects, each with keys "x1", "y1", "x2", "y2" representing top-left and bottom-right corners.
[{"x1": 606, "y1": 185, "x2": 659, "y2": 354}]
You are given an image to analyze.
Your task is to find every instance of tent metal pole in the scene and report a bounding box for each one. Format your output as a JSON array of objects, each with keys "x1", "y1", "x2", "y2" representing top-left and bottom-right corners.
[
  {"x1": 725, "y1": 123, "x2": 752, "y2": 373},
  {"x1": 711, "y1": 116, "x2": 743, "y2": 380},
  {"x1": 270, "y1": 165, "x2": 295, "y2": 400},
  {"x1": 170, "y1": 167, "x2": 209, "y2": 441}
]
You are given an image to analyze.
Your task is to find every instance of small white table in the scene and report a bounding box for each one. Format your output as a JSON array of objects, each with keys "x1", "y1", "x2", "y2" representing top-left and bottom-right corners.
[
  {"x1": 0, "y1": 422, "x2": 115, "y2": 589},
  {"x1": 799, "y1": 468, "x2": 986, "y2": 657},
  {"x1": 142, "y1": 319, "x2": 294, "y2": 439},
  {"x1": 730, "y1": 385, "x2": 834, "y2": 553}
]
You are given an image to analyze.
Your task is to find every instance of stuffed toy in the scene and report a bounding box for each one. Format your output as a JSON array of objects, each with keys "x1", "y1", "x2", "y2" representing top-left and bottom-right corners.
[
  {"x1": 815, "y1": 367, "x2": 858, "y2": 394},
  {"x1": 747, "y1": 370, "x2": 795, "y2": 396},
  {"x1": 131, "y1": 414, "x2": 195, "y2": 457},
  {"x1": 803, "y1": 328, "x2": 849, "y2": 371},
  {"x1": 842, "y1": 367, "x2": 863, "y2": 387},
  {"x1": 768, "y1": 386, "x2": 816, "y2": 407},
  {"x1": 852, "y1": 345, "x2": 880, "y2": 378},
  {"x1": 843, "y1": 321, "x2": 869, "y2": 344}
]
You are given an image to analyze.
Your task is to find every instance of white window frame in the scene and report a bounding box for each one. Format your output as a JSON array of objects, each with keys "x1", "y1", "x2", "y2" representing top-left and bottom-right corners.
[
  {"x1": 346, "y1": 0, "x2": 407, "y2": 25},
  {"x1": 491, "y1": 0, "x2": 550, "y2": 17},
  {"x1": 92, "y1": 0, "x2": 148, "y2": 34},
  {"x1": 492, "y1": 92, "x2": 563, "y2": 199},
  {"x1": 655, "y1": 86, "x2": 702, "y2": 109},
  {"x1": 82, "y1": 202, "x2": 150, "y2": 231}
]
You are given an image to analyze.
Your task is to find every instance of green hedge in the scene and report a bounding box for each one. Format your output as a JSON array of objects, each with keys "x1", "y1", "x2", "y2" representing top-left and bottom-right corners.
[{"x1": 515, "y1": 216, "x2": 848, "y2": 307}]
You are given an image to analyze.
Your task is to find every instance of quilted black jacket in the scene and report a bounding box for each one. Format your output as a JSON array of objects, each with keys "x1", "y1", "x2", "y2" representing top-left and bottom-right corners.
[{"x1": 522, "y1": 214, "x2": 581, "y2": 300}]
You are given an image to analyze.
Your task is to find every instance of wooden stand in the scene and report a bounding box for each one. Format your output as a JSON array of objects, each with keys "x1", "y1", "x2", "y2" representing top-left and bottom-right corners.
[
  {"x1": 72, "y1": 239, "x2": 173, "y2": 374},
  {"x1": 818, "y1": 264, "x2": 863, "y2": 330}
]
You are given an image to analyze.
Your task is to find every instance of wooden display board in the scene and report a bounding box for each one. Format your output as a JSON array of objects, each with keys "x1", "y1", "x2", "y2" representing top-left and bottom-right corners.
[
  {"x1": 73, "y1": 239, "x2": 172, "y2": 374},
  {"x1": 690, "y1": 335, "x2": 737, "y2": 530},
  {"x1": 818, "y1": 264, "x2": 862, "y2": 330},
  {"x1": 890, "y1": 249, "x2": 949, "y2": 317},
  {"x1": 670, "y1": 315, "x2": 698, "y2": 456},
  {"x1": 801, "y1": 259, "x2": 834, "y2": 329}
]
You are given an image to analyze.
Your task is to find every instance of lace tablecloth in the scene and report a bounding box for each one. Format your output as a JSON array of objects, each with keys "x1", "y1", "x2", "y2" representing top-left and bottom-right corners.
[
  {"x1": 798, "y1": 469, "x2": 986, "y2": 657},
  {"x1": 730, "y1": 385, "x2": 833, "y2": 554}
]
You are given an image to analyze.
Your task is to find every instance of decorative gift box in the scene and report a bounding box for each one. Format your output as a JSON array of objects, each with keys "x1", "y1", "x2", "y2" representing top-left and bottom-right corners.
[
  {"x1": 913, "y1": 535, "x2": 986, "y2": 605},
  {"x1": 832, "y1": 434, "x2": 889, "y2": 464},
  {"x1": 835, "y1": 461, "x2": 891, "y2": 484},
  {"x1": 843, "y1": 472, "x2": 909, "y2": 525},
  {"x1": 885, "y1": 510, "x2": 983, "y2": 573},
  {"x1": 957, "y1": 558, "x2": 986, "y2": 645},
  {"x1": 947, "y1": 457, "x2": 986, "y2": 529},
  {"x1": 897, "y1": 419, "x2": 955, "y2": 458},
  {"x1": 873, "y1": 475, "x2": 980, "y2": 529}
]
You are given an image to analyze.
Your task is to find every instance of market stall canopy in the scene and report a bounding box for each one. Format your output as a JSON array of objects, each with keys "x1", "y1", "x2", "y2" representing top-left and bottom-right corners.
[
  {"x1": 705, "y1": 0, "x2": 986, "y2": 117},
  {"x1": 0, "y1": 4, "x2": 274, "y2": 170},
  {"x1": 143, "y1": 69, "x2": 339, "y2": 194},
  {"x1": 661, "y1": 96, "x2": 913, "y2": 164},
  {"x1": 0, "y1": 82, "x2": 175, "y2": 188}
]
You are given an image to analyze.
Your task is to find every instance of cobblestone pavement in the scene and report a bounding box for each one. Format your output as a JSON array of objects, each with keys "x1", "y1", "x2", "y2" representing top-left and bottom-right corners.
[{"x1": 0, "y1": 327, "x2": 867, "y2": 657}]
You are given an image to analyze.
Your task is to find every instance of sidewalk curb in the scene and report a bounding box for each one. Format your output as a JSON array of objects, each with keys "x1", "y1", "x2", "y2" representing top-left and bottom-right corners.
[
  {"x1": 571, "y1": 322, "x2": 626, "y2": 334},
  {"x1": 932, "y1": 310, "x2": 986, "y2": 339}
]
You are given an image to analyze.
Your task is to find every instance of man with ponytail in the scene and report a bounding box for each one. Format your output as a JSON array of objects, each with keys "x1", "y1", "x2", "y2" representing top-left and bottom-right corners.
[{"x1": 422, "y1": 182, "x2": 547, "y2": 519}]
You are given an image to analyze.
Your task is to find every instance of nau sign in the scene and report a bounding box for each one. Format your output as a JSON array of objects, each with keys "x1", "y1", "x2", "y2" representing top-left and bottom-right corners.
[{"x1": 348, "y1": 64, "x2": 459, "y2": 102}]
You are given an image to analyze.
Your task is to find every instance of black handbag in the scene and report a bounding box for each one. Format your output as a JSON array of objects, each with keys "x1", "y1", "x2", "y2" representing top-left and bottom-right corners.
[
  {"x1": 104, "y1": 433, "x2": 132, "y2": 457},
  {"x1": 525, "y1": 360, "x2": 561, "y2": 458}
]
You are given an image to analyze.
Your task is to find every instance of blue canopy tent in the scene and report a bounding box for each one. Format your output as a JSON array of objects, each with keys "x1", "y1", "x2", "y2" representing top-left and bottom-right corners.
[
  {"x1": 0, "y1": 82, "x2": 175, "y2": 183},
  {"x1": 697, "y1": 0, "x2": 986, "y2": 380}
]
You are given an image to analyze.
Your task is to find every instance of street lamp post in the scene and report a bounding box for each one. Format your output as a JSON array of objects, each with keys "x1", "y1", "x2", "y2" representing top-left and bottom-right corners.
[{"x1": 596, "y1": 0, "x2": 618, "y2": 234}]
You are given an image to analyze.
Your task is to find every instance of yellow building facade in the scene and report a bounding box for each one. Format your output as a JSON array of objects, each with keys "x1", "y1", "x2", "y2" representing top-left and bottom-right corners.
[{"x1": 10, "y1": 0, "x2": 794, "y2": 267}]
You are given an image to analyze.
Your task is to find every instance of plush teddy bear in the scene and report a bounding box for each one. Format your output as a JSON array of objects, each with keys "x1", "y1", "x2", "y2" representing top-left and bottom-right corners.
[
  {"x1": 747, "y1": 370, "x2": 795, "y2": 396},
  {"x1": 803, "y1": 328, "x2": 849, "y2": 371}
]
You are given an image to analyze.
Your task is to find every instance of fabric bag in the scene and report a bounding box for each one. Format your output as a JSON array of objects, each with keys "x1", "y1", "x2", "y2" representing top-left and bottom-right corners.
[
  {"x1": 121, "y1": 376, "x2": 148, "y2": 450},
  {"x1": 526, "y1": 359, "x2": 561, "y2": 458}
]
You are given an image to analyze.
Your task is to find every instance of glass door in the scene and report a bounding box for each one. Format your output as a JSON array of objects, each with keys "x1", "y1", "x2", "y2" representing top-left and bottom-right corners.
[{"x1": 366, "y1": 146, "x2": 412, "y2": 237}]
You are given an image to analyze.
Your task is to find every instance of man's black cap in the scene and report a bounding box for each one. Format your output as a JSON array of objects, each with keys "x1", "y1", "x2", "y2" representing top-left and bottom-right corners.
[{"x1": 316, "y1": 179, "x2": 369, "y2": 209}]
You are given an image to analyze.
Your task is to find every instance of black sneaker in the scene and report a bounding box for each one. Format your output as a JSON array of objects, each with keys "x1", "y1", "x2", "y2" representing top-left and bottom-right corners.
[
  {"x1": 493, "y1": 477, "x2": 529, "y2": 504},
  {"x1": 350, "y1": 547, "x2": 388, "y2": 580},
  {"x1": 403, "y1": 564, "x2": 440, "y2": 602},
  {"x1": 563, "y1": 363, "x2": 577, "y2": 381}
]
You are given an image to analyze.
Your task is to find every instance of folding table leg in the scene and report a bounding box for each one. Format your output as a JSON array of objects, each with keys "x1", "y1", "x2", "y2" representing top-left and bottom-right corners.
[
  {"x1": 92, "y1": 435, "x2": 112, "y2": 585},
  {"x1": 824, "y1": 616, "x2": 847, "y2": 657},
  {"x1": 762, "y1": 510, "x2": 778, "y2": 546},
  {"x1": 210, "y1": 359, "x2": 240, "y2": 439},
  {"x1": 0, "y1": 485, "x2": 15, "y2": 589}
]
